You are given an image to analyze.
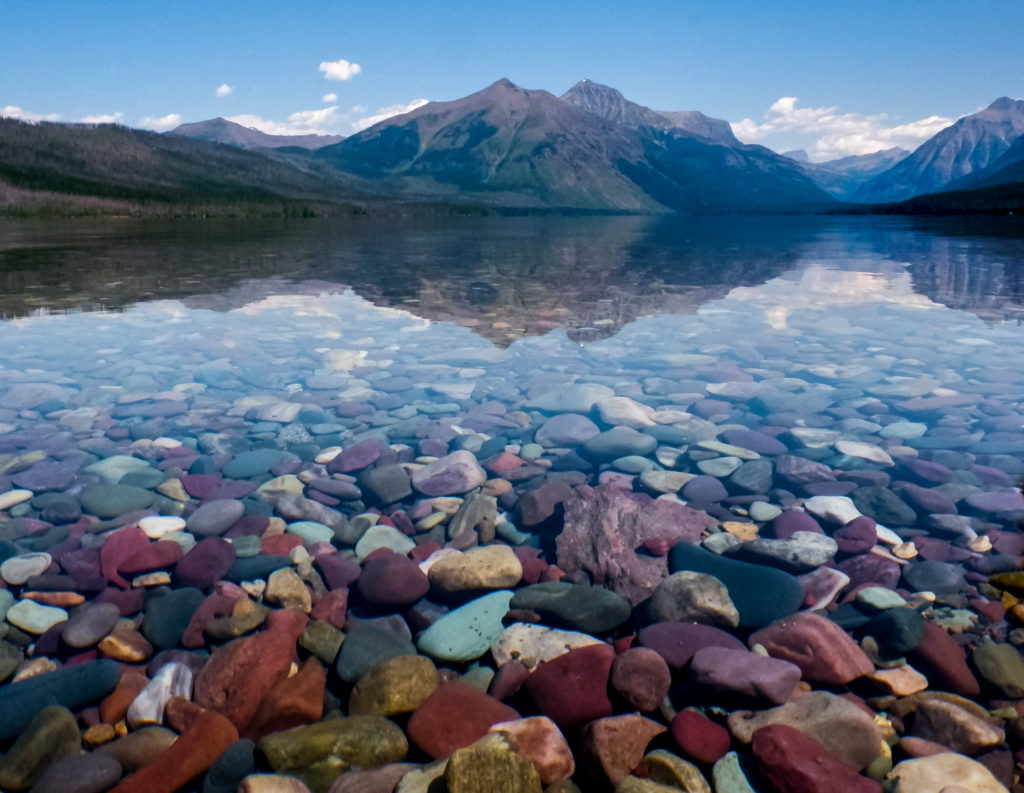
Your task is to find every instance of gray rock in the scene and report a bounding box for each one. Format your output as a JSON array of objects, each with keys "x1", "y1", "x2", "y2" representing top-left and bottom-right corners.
[{"x1": 649, "y1": 571, "x2": 739, "y2": 628}]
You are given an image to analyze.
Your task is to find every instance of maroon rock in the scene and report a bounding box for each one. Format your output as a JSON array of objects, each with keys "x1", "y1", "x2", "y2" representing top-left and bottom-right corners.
[
  {"x1": 636, "y1": 622, "x2": 745, "y2": 669},
  {"x1": 556, "y1": 484, "x2": 714, "y2": 605},
  {"x1": 181, "y1": 473, "x2": 222, "y2": 499},
  {"x1": 316, "y1": 553, "x2": 361, "y2": 590},
  {"x1": 896, "y1": 457, "x2": 953, "y2": 485},
  {"x1": 174, "y1": 538, "x2": 236, "y2": 591},
  {"x1": 518, "y1": 480, "x2": 575, "y2": 527},
  {"x1": 60, "y1": 548, "x2": 102, "y2": 583},
  {"x1": 610, "y1": 647, "x2": 672, "y2": 712},
  {"x1": 837, "y1": 553, "x2": 900, "y2": 589},
  {"x1": 119, "y1": 540, "x2": 183, "y2": 574},
  {"x1": 802, "y1": 481, "x2": 858, "y2": 497},
  {"x1": 965, "y1": 489, "x2": 1024, "y2": 514},
  {"x1": 100, "y1": 527, "x2": 150, "y2": 589},
  {"x1": 407, "y1": 681, "x2": 520, "y2": 759},
  {"x1": 581, "y1": 714, "x2": 666, "y2": 785},
  {"x1": 671, "y1": 710, "x2": 731, "y2": 765},
  {"x1": 772, "y1": 510, "x2": 823, "y2": 539},
  {"x1": 489, "y1": 660, "x2": 530, "y2": 701},
  {"x1": 327, "y1": 437, "x2": 386, "y2": 474},
  {"x1": 775, "y1": 455, "x2": 836, "y2": 486},
  {"x1": 909, "y1": 621, "x2": 980, "y2": 697},
  {"x1": 834, "y1": 517, "x2": 878, "y2": 554},
  {"x1": 223, "y1": 514, "x2": 270, "y2": 539},
  {"x1": 689, "y1": 646, "x2": 802, "y2": 704},
  {"x1": 180, "y1": 592, "x2": 239, "y2": 648},
  {"x1": 752, "y1": 724, "x2": 882, "y2": 793},
  {"x1": 95, "y1": 587, "x2": 145, "y2": 616},
  {"x1": 721, "y1": 429, "x2": 787, "y2": 456},
  {"x1": 749, "y1": 612, "x2": 874, "y2": 685},
  {"x1": 525, "y1": 644, "x2": 616, "y2": 728},
  {"x1": 310, "y1": 588, "x2": 348, "y2": 629},
  {"x1": 357, "y1": 553, "x2": 429, "y2": 608},
  {"x1": 898, "y1": 483, "x2": 958, "y2": 515}
]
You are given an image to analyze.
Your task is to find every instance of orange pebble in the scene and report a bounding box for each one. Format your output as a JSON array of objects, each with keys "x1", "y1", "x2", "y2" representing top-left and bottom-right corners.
[
  {"x1": 99, "y1": 672, "x2": 148, "y2": 724},
  {"x1": 84, "y1": 723, "x2": 117, "y2": 747},
  {"x1": 22, "y1": 591, "x2": 86, "y2": 608}
]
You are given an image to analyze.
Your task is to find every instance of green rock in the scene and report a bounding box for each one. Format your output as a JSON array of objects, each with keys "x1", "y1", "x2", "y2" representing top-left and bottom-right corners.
[
  {"x1": 0, "y1": 639, "x2": 23, "y2": 682},
  {"x1": 417, "y1": 590, "x2": 513, "y2": 662},
  {"x1": 205, "y1": 605, "x2": 269, "y2": 641},
  {"x1": 349, "y1": 654, "x2": 440, "y2": 716},
  {"x1": 712, "y1": 751, "x2": 760, "y2": 793},
  {"x1": 258, "y1": 714, "x2": 408, "y2": 792},
  {"x1": 0, "y1": 705, "x2": 81, "y2": 790},
  {"x1": 299, "y1": 620, "x2": 344, "y2": 665},
  {"x1": 510, "y1": 582, "x2": 631, "y2": 634},
  {"x1": 79, "y1": 483, "x2": 155, "y2": 519},
  {"x1": 336, "y1": 623, "x2": 416, "y2": 684},
  {"x1": 973, "y1": 643, "x2": 1024, "y2": 699},
  {"x1": 287, "y1": 521, "x2": 335, "y2": 545},
  {"x1": 444, "y1": 734, "x2": 541, "y2": 793},
  {"x1": 856, "y1": 587, "x2": 908, "y2": 611}
]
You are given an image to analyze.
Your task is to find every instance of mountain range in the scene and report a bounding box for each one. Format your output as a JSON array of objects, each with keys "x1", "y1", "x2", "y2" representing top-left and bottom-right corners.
[{"x1": 2, "y1": 79, "x2": 1022, "y2": 216}]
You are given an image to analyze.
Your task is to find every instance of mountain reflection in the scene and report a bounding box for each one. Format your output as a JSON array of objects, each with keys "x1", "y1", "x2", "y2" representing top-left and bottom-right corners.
[{"x1": 1, "y1": 216, "x2": 1023, "y2": 343}]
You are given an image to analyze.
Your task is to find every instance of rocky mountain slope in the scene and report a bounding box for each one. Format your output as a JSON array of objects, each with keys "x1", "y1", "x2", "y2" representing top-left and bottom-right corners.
[{"x1": 170, "y1": 118, "x2": 343, "y2": 151}]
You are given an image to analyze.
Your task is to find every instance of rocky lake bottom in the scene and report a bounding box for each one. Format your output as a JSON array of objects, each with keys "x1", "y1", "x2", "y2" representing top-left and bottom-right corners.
[{"x1": 1, "y1": 216, "x2": 1024, "y2": 793}]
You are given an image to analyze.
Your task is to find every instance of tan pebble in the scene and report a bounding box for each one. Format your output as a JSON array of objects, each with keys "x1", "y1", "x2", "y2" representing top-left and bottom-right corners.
[
  {"x1": 22, "y1": 591, "x2": 85, "y2": 608},
  {"x1": 98, "y1": 628, "x2": 153, "y2": 663},
  {"x1": 893, "y1": 542, "x2": 919, "y2": 560},
  {"x1": 721, "y1": 521, "x2": 759, "y2": 541},
  {"x1": 415, "y1": 512, "x2": 448, "y2": 531},
  {"x1": 288, "y1": 546, "x2": 310, "y2": 564},
  {"x1": 132, "y1": 572, "x2": 171, "y2": 587},
  {"x1": 237, "y1": 774, "x2": 312, "y2": 793},
  {"x1": 84, "y1": 723, "x2": 117, "y2": 747},
  {"x1": 1012, "y1": 604, "x2": 1024, "y2": 625},
  {"x1": 868, "y1": 665, "x2": 930, "y2": 696},
  {"x1": 967, "y1": 536, "x2": 992, "y2": 553},
  {"x1": 431, "y1": 497, "x2": 464, "y2": 515},
  {"x1": 241, "y1": 581, "x2": 266, "y2": 599},
  {"x1": 263, "y1": 517, "x2": 287, "y2": 536},
  {"x1": 315, "y1": 446, "x2": 342, "y2": 464},
  {"x1": 482, "y1": 478, "x2": 512, "y2": 497},
  {"x1": 139, "y1": 515, "x2": 187, "y2": 538},
  {"x1": 13, "y1": 658, "x2": 59, "y2": 682},
  {"x1": 114, "y1": 720, "x2": 128, "y2": 737},
  {"x1": 155, "y1": 479, "x2": 190, "y2": 503},
  {"x1": 0, "y1": 489, "x2": 33, "y2": 510},
  {"x1": 233, "y1": 597, "x2": 261, "y2": 616}
]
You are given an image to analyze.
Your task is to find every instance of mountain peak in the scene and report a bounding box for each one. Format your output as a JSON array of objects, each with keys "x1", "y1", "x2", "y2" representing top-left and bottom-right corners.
[{"x1": 987, "y1": 96, "x2": 1019, "y2": 110}]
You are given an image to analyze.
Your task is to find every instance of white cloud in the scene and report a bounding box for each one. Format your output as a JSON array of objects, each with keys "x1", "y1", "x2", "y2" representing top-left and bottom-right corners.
[
  {"x1": 216, "y1": 84, "x2": 233, "y2": 97},
  {"x1": 139, "y1": 113, "x2": 183, "y2": 132},
  {"x1": 80, "y1": 112, "x2": 124, "y2": 124},
  {"x1": 322, "y1": 93, "x2": 338, "y2": 103},
  {"x1": 352, "y1": 99, "x2": 428, "y2": 132},
  {"x1": 1, "y1": 105, "x2": 60, "y2": 122},
  {"x1": 732, "y1": 97, "x2": 955, "y2": 160},
  {"x1": 319, "y1": 58, "x2": 361, "y2": 81},
  {"x1": 226, "y1": 97, "x2": 430, "y2": 137}
]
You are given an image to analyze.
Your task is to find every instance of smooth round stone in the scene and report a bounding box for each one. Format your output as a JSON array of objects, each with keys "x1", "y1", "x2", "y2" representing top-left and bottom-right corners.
[
  {"x1": 972, "y1": 643, "x2": 1024, "y2": 699},
  {"x1": 411, "y1": 451, "x2": 488, "y2": 497},
  {"x1": 418, "y1": 590, "x2": 514, "y2": 662},
  {"x1": 581, "y1": 427, "x2": 657, "y2": 462},
  {"x1": 358, "y1": 553, "x2": 430, "y2": 608},
  {"x1": 721, "y1": 429, "x2": 788, "y2": 456},
  {"x1": 138, "y1": 516, "x2": 187, "y2": 539},
  {"x1": 697, "y1": 456, "x2": 742, "y2": 478},
  {"x1": 355, "y1": 525, "x2": 415, "y2": 560},
  {"x1": 864, "y1": 607, "x2": 924, "y2": 656},
  {"x1": 851, "y1": 486, "x2": 917, "y2": 526},
  {"x1": 748, "y1": 502, "x2": 782, "y2": 522},
  {"x1": 649, "y1": 571, "x2": 739, "y2": 628},
  {"x1": 639, "y1": 471, "x2": 694, "y2": 494},
  {"x1": 510, "y1": 582, "x2": 630, "y2": 635},
  {"x1": 881, "y1": 421, "x2": 927, "y2": 440},
  {"x1": 358, "y1": 464, "x2": 413, "y2": 506},
  {"x1": 350, "y1": 654, "x2": 441, "y2": 717},
  {"x1": 742, "y1": 531, "x2": 838, "y2": 570},
  {"x1": 596, "y1": 396, "x2": 654, "y2": 428},
  {"x1": 336, "y1": 623, "x2": 417, "y2": 684},
  {"x1": 175, "y1": 538, "x2": 237, "y2": 590},
  {"x1": 965, "y1": 489, "x2": 1024, "y2": 513},
  {"x1": 141, "y1": 587, "x2": 205, "y2": 649},
  {"x1": 0, "y1": 489, "x2": 33, "y2": 511},
  {"x1": 79, "y1": 484, "x2": 155, "y2": 519},
  {"x1": 0, "y1": 704, "x2": 81, "y2": 791},
  {"x1": 84, "y1": 455, "x2": 155, "y2": 484},
  {"x1": 902, "y1": 560, "x2": 966, "y2": 595},
  {"x1": 525, "y1": 383, "x2": 615, "y2": 413},
  {"x1": 535, "y1": 413, "x2": 600, "y2": 447},
  {"x1": 612, "y1": 455, "x2": 657, "y2": 474},
  {"x1": 186, "y1": 499, "x2": 245, "y2": 536},
  {"x1": 681, "y1": 475, "x2": 728, "y2": 504},
  {"x1": 636, "y1": 622, "x2": 745, "y2": 668},
  {"x1": 491, "y1": 623, "x2": 603, "y2": 668},
  {"x1": 222, "y1": 449, "x2": 282, "y2": 479},
  {"x1": 1, "y1": 552, "x2": 53, "y2": 585},
  {"x1": 285, "y1": 521, "x2": 334, "y2": 545},
  {"x1": 835, "y1": 440, "x2": 894, "y2": 466},
  {"x1": 231, "y1": 535, "x2": 262, "y2": 558},
  {"x1": 62, "y1": 601, "x2": 121, "y2": 648},
  {"x1": 25, "y1": 752, "x2": 122, "y2": 793},
  {"x1": 856, "y1": 587, "x2": 908, "y2": 611},
  {"x1": 5, "y1": 599, "x2": 68, "y2": 634},
  {"x1": 802, "y1": 495, "x2": 862, "y2": 525}
]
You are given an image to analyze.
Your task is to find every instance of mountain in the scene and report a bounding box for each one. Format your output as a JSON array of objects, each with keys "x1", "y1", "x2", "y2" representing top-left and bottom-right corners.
[
  {"x1": 315, "y1": 78, "x2": 833, "y2": 213},
  {"x1": 0, "y1": 118, "x2": 365, "y2": 215},
  {"x1": 853, "y1": 97, "x2": 1024, "y2": 203},
  {"x1": 784, "y1": 147, "x2": 909, "y2": 200},
  {"x1": 946, "y1": 132, "x2": 1024, "y2": 190},
  {"x1": 560, "y1": 79, "x2": 740, "y2": 146},
  {"x1": 169, "y1": 118, "x2": 343, "y2": 150}
]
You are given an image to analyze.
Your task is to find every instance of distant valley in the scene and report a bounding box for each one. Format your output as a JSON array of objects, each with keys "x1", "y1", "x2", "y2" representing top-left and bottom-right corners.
[{"x1": 1, "y1": 79, "x2": 1022, "y2": 216}]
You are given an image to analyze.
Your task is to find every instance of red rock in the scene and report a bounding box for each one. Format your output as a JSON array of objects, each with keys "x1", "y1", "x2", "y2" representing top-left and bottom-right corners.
[
  {"x1": 119, "y1": 540, "x2": 183, "y2": 574},
  {"x1": 518, "y1": 480, "x2": 575, "y2": 527},
  {"x1": 488, "y1": 660, "x2": 530, "y2": 701},
  {"x1": 484, "y1": 452, "x2": 526, "y2": 474},
  {"x1": 316, "y1": 554, "x2": 361, "y2": 590},
  {"x1": 752, "y1": 724, "x2": 882, "y2": 793},
  {"x1": 671, "y1": 709, "x2": 731, "y2": 765},
  {"x1": 243, "y1": 657, "x2": 326, "y2": 741},
  {"x1": 407, "y1": 681, "x2": 520, "y2": 759},
  {"x1": 107, "y1": 709, "x2": 238, "y2": 793},
  {"x1": 164, "y1": 696, "x2": 210, "y2": 733},
  {"x1": 95, "y1": 587, "x2": 146, "y2": 617},
  {"x1": 174, "y1": 538, "x2": 236, "y2": 591},
  {"x1": 524, "y1": 643, "x2": 616, "y2": 729},
  {"x1": 970, "y1": 598, "x2": 1006, "y2": 623},
  {"x1": 488, "y1": 716, "x2": 575, "y2": 785},
  {"x1": 263, "y1": 607, "x2": 308, "y2": 639},
  {"x1": 180, "y1": 592, "x2": 239, "y2": 649},
  {"x1": 410, "y1": 542, "x2": 442, "y2": 562},
  {"x1": 749, "y1": 612, "x2": 874, "y2": 685},
  {"x1": 556, "y1": 484, "x2": 714, "y2": 605},
  {"x1": 610, "y1": 647, "x2": 671, "y2": 712},
  {"x1": 100, "y1": 527, "x2": 150, "y2": 589},
  {"x1": 357, "y1": 553, "x2": 429, "y2": 608},
  {"x1": 261, "y1": 534, "x2": 304, "y2": 555},
  {"x1": 193, "y1": 628, "x2": 296, "y2": 730},
  {"x1": 309, "y1": 588, "x2": 348, "y2": 629},
  {"x1": 181, "y1": 474, "x2": 222, "y2": 499},
  {"x1": 581, "y1": 714, "x2": 666, "y2": 785},
  {"x1": 99, "y1": 671, "x2": 147, "y2": 724},
  {"x1": 899, "y1": 735, "x2": 952, "y2": 757},
  {"x1": 909, "y1": 621, "x2": 980, "y2": 697}
]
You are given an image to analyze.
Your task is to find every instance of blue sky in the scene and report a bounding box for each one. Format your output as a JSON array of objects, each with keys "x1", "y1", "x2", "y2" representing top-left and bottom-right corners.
[{"x1": 3, "y1": 0, "x2": 1022, "y2": 160}]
